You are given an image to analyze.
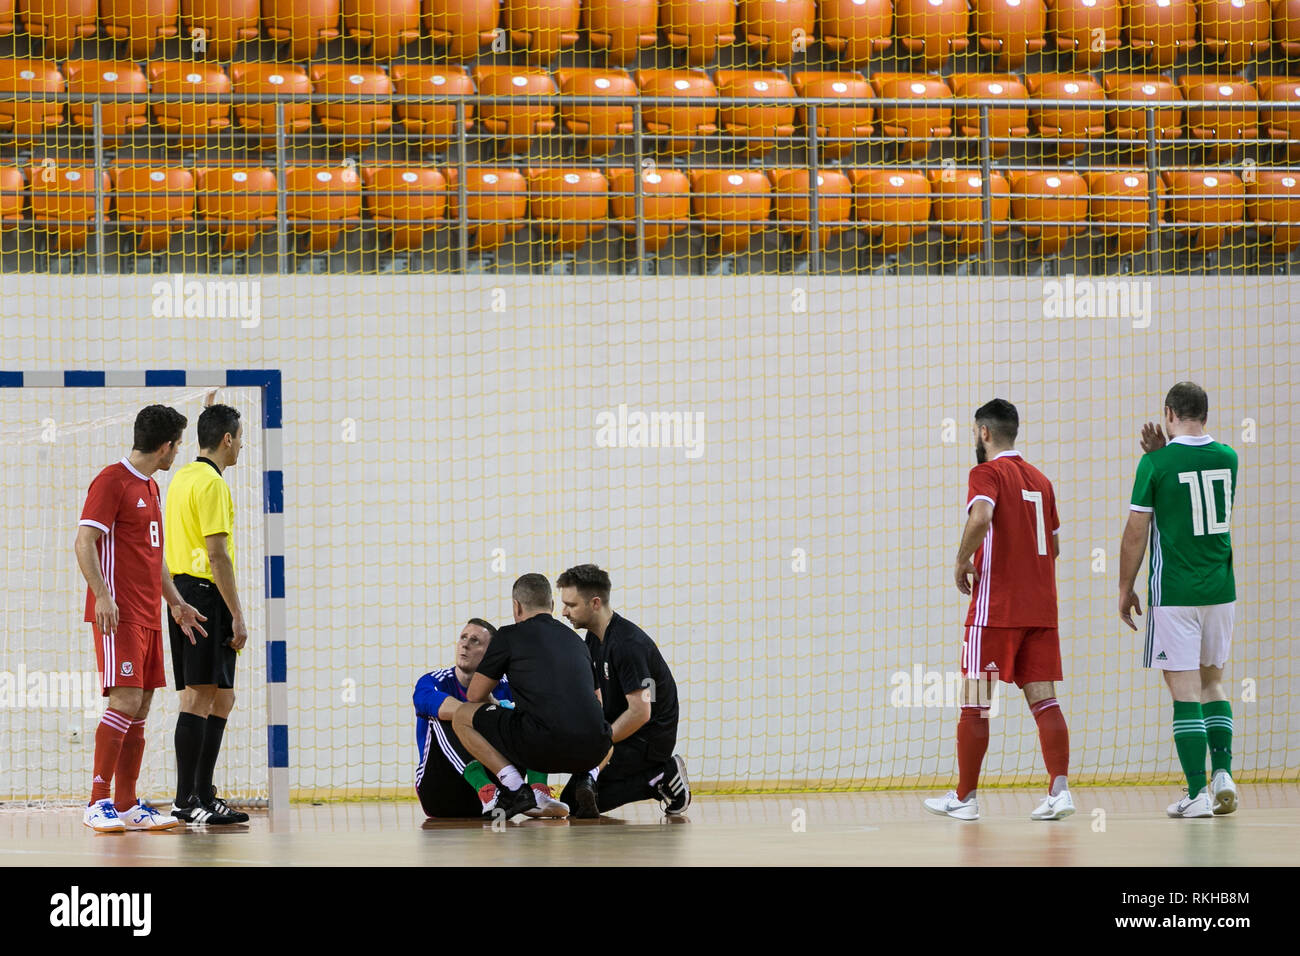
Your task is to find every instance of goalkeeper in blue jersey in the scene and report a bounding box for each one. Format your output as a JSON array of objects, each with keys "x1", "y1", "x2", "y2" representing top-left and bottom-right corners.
[{"x1": 413, "y1": 618, "x2": 569, "y2": 819}]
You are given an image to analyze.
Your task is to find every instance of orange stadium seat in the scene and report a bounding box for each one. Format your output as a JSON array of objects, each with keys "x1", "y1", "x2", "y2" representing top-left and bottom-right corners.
[
  {"x1": 583, "y1": 0, "x2": 658, "y2": 63},
  {"x1": 1008, "y1": 169, "x2": 1088, "y2": 254},
  {"x1": 423, "y1": 0, "x2": 499, "y2": 59},
  {"x1": 286, "y1": 166, "x2": 362, "y2": 252},
  {"x1": 1178, "y1": 76, "x2": 1258, "y2": 161},
  {"x1": 503, "y1": 0, "x2": 581, "y2": 62},
  {"x1": 1104, "y1": 74, "x2": 1184, "y2": 144},
  {"x1": 0, "y1": 59, "x2": 65, "y2": 142},
  {"x1": 363, "y1": 166, "x2": 446, "y2": 250},
  {"x1": 181, "y1": 0, "x2": 262, "y2": 59},
  {"x1": 1257, "y1": 78, "x2": 1300, "y2": 159},
  {"x1": 1199, "y1": 0, "x2": 1270, "y2": 63},
  {"x1": 148, "y1": 62, "x2": 232, "y2": 146},
  {"x1": 196, "y1": 167, "x2": 277, "y2": 251},
  {"x1": 310, "y1": 65, "x2": 393, "y2": 145},
  {"x1": 527, "y1": 168, "x2": 609, "y2": 251},
  {"x1": 714, "y1": 70, "x2": 797, "y2": 156},
  {"x1": 64, "y1": 60, "x2": 149, "y2": 142},
  {"x1": 1162, "y1": 169, "x2": 1245, "y2": 251},
  {"x1": 973, "y1": 0, "x2": 1047, "y2": 68},
  {"x1": 28, "y1": 165, "x2": 109, "y2": 251},
  {"x1": 1246, "y1": 169, "x2": 1300, "y2": 254},
  {"x1": 1027, "y1": 74, "x2": 1106, "y2": 157},
  {"x1": 894, "y1": 0, "x2": 970, "y2": 69},
  {"x1": 444, "y1": 167, "x2": 528, "y2": 251},
  {"x1": 794, "y1": 71, "x2": 874, "y2": 159},
  {"x1": 231, "y1": 63, "x2": 314, "y2": 147},
  {"x1": 951, "y1": 74, "x2": 1030, "y2": 158},
  {"x1": 928, "y1": 169, "x2": 1011, "y2": 256},
  {"x1": 102, "y1": 0, "x2": 181, "y2": 58},
  {"x1": 1086, "y1": 169, "x2": 1155, "y2": 253},
  {"x1": 606, "y1": 167, "x2": 691, "y2": 252},
  {"x1": 473, "y1": 67, "x2": 557, "y2": 155},
  {"x1": 1049, "y1": 0, "x2": 1122, "y2": 67},
  {"x1": 690, "y1": 169, "x2": 772, "y2": 253},
  {"x1": 871, "y1": 73, "x2": 953, "y2": 160},
  {"x1": 738, "y1": 0, "x2": 817, "y2": 64},
  {"x1": 1278, "y1": 0, "x2": 1300, "y2": 56},
  {"x1": 769, "y1": 169, "x2": 853, "y2": 249},
  {"x1": 0, "y1": 0, "x2": 13, "y2": 34},
  {"x1": 0, "y1": 167, "x2": 23, "y2": 225},
  {"x1": 262, "y1": 0, "x2": 342, "y2": 59},
  {"x1": 112, "y1": 167, "x2": 195, "y2": 252},
  {"x1": 343, "y1": 0, "x2": 422, "y2": 58},
  {"x1": 390, "y1": 64, "x2": 475, "y2": 149},
  {"x1": 19, "y1": 0, "x2": 98, "y2": 57},
  {"x1": 556, "y1": 68, "x2": 638, "y2": 156},
  {"x1": 636, "y1": 69, "x2": 718, "y2": 154},
  {"x1": 1125, "y1": 0, "x2": 1197, "y2": 66},
  {"x1": 851, "y1": 168, "x2": 932, "y2": 251},
  {"x1": 818, "y1": 0, "x2": 892, "y2": 63},
  {"x1": 661, "y1": 0, "x2": 737, "y2": 65}
]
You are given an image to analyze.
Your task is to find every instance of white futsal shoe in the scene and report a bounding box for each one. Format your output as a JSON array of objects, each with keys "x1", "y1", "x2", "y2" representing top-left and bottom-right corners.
[
  {"x1": 525, "y1": 784, "x2": 570, "y2": 819},
  {"x1": 1211, "y1": 770, "x2": 1238, "y2": 815},
  {"x1": 923, "y1": 790, "x2": 979, "y2": 821},
  {"x1": 83, "y1": 798, "x2": 125, "y2": 832},
  {"x1": 1030, "y1": 790, "x2": 1075, "y2": 821},
  {"x1": 118, "y1": 801, "x2": 181, "y2": 830},
  {"x1": 1167, "y1": 788, "x2": 1214, "y2": 818}
]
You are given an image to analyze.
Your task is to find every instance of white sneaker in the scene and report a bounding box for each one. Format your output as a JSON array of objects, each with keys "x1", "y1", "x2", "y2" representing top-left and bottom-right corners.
[
  {"x1": 119, "y1": 801, "x2": 181, "y2": 831},
  {"x1": 1031, "y1": 790, "x2": 1076, "y2": 821},
  {"x1": 1167, "y1": 789, "x2": 1214, "y2": 818},
  {"x1": 525, "y1": 784, "x2": 570, "y2": 819},
  {"x1": 1211, "y1": 770, "x2": 1238, "y2": 815},
  {"x1": 83, "y1": 798, "x2": 126, "y2": 833},
  {"x1": 923, "y1": 790, "x2": 979, "y2": 821}
]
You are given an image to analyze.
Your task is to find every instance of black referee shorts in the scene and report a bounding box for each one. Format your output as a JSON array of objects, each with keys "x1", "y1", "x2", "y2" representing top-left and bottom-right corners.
[
  {"x1": 169, "y1": 574, "x2": 237, "y2": 691},
  {"x1": 470, "y1": 704, "x2": 611, "y2": 775}
]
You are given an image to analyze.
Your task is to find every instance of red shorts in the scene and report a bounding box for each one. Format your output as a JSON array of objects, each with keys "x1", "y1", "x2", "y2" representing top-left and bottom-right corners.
[
  {"x1": 961, "y1": 625, "x2": 1062, "y2": 686},
  {"x1": 93, "y1": 621, "x2": 166, "y2": 696}
]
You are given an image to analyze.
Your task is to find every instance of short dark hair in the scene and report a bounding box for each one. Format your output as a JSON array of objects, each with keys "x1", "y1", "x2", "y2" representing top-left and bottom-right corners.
[
  {"x1": 197, "y1": 404, "x2": 241, "y2": 451},
  {"x1": 974, "y1": 398, "x2": 1019, "y2": 444},
  {"x1": 1164, "y1": 381, "x2": 1208, "y2": 423},
  {"x1": 132, "y1": 405, "x2": 187, "y2": 453},
  {"x1": 465, "y1": 617, "x2": 497, "y2": 639},
  {"x1": 556, "y1": 564, "x2": 612, "y2": 605},
  {"x1": 512, "y1": 573, "x2": 552, "y2": 609}
]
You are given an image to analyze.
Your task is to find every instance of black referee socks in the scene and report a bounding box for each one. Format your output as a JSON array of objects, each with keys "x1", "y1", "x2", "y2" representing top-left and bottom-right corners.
[{"x1": 174, "y1": 712, "x2": 207, "y2": 805}]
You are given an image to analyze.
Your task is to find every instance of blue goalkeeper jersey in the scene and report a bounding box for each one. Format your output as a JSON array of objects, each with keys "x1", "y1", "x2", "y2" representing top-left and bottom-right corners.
[{"x1": 412, "y1": 668, "x2": 513, "y2": 765}]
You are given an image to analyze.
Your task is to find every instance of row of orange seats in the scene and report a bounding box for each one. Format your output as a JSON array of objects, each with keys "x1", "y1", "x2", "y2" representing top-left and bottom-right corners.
[
  {"x1": 4, "y1": 60, "x2": 1300, "y2": 159},
  {"x1": 4, "y1": 164, "x2": 1296, "y2": 256},
  {"x1": 2, "y1": 0, "x2": 1300, "y2": 66}
]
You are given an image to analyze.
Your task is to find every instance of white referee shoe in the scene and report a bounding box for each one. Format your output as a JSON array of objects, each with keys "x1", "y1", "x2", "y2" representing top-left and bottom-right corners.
[
  {"x1": 1211, "y1": 770, "x2": 1238, "y2": 815},
  {"x1": 118, "y1": 801, "x2": 181, "y2": 831},
  {"x1": 1030, "y1": 790, "x2": 1075, "y2": 821},
  {"x1": 83, "y1": 798, "x2": 125, "y2": 833},
  {"x1": 525, "y1": 784, "x2": 570, "y2": 819},
  {"x1": 1167, "y1": 788, "x2": 1214, "y2": 818},
  {"x1": 923, "y1": 790, "x2": 979, "y2": 821}
]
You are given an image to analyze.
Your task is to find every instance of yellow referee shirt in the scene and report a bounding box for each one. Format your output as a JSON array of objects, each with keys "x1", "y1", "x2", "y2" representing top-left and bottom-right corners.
[{"x1": 164, "y1": 458, "x2": 234, "y2": 581}]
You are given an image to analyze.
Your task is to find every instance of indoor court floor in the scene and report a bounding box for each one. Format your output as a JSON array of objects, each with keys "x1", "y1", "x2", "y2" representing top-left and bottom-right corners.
[{"x1": 2, "y1": 784, "x2": 1297, "y2": 866}]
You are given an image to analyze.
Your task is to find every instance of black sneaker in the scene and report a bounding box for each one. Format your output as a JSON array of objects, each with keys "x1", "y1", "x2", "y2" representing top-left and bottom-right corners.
[
  {"x1": 170, "y1": 797, "x2": 199, "y2": 822},
  {"x1": 180, "y1": 799, "x2": 242, "y2": 825},
  {"x1": 569, "y1": 772, "x2": 600, "y2": 819},
  {"x1": 206, "y1": 792, "x2": 250, "y2": 824},
  {"x1": 494, "y1": 784, "x2": 538, "y2": 823},
  {"x1": 656, "y1": 755, "x2": 690, "y2": 815}
]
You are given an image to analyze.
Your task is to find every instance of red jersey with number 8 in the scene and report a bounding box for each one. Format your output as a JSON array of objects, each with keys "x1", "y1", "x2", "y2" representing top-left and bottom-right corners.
[
  {"x1": 965, "y1": 450, "x2": 1060, "y2": 628},
  {"x1": 79, "y1": 459, "x2": 164, "y2": 628}
]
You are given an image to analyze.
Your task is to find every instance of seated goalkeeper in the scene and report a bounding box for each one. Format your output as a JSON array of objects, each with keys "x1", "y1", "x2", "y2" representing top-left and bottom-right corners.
[{"x1": 413, "y1": 618, "x2": 568, "y2": 819}]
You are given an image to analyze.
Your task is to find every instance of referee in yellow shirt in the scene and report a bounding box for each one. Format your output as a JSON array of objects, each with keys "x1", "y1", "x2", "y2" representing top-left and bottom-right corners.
[{"x1": 163, "y1": 400, "x2": 249, "y2": 826}]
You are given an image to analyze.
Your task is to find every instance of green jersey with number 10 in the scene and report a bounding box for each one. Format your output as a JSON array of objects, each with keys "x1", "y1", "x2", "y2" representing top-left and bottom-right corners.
[{"x1": 1129, "y1": 434, "x2": 1238, "y2": 607}]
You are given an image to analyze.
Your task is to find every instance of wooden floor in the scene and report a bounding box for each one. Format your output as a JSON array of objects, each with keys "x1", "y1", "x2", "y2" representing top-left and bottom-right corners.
[{"x1": 3, "y1": 785, "x2": 1298, "y2": 866}]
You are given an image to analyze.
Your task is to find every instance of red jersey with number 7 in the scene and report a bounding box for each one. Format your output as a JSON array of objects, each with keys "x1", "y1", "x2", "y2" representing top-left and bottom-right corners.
[
  {"x1": 79, "y1": 459, "x2": 164, "y2": 628},
  {"x1": 965, "y1": 450, "x2": 1060, "y2": 628}
]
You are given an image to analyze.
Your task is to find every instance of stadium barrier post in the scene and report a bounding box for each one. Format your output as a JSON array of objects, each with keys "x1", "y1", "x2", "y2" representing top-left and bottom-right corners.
[
  {"x1": 1145, "y1": 106, "x2": 1160, "y2": 265},
  {"x1": 274, "y1": 104, "x2": 288, "y2": 276},
  {"x1": 632, "y1": 101, "x2": 647, "y2": 272},
  {"x1": 979, "y1": 104, "x2": 993, "y2": 276},
  {"x1": 92, "y1": 102, "x2": 105, "y2": 276},
  {"x1": 455, "y1": 100, "x2": 470, "y2": 272}
]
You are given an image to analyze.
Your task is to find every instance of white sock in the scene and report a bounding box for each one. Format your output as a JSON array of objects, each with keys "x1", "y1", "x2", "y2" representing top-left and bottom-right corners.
[
  {"x1": 1050, "y1": 776, "x2": 1068, "y2": 797},
  {"x1": 497, "y1": 765, "x2": 524, "y2": 790},
  {"x1": 589, "y1": 766, "x2": 601, "y2": 782}
]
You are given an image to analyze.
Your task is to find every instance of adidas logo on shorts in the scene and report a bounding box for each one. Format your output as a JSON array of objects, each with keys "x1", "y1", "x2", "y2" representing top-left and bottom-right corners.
[{"x1": 1156, "y1": 651, "x2": 1168, "y2": 661}]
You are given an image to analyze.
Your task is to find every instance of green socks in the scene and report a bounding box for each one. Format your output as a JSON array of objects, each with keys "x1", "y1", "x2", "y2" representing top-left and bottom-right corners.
[
  {"x1": 1203, "y1": 700, "x2": 1234, "y2": 776},
  {"x1": 526, "y1": 770, "x2": 548, "y2": 786},
  {"x1": 1172, "y1": 701, "x2": 1208, "y2": 795},
  {"x1": 463, "y1": 760, "x2": 492, "y2": 792}
]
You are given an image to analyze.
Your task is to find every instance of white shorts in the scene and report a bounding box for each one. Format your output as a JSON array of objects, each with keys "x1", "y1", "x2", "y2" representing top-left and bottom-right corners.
[{"x1": 1144, "y1": 603, "x2": 1235, "y2": 671}]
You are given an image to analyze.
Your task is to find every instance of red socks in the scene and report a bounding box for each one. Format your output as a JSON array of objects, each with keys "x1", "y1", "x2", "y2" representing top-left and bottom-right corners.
[
  {"x1": 90, "y1": 708, "x2": 132, "y2": 804},
  {"x1": 1031, "y1": 697, "x2": 1070, "y2": 794},
  {"x1": 956, "y1": 706, "x2": 990, "y2": 800},
  {"x1": 113, "y1": 719, "x2": 147, "y2": 812}
]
